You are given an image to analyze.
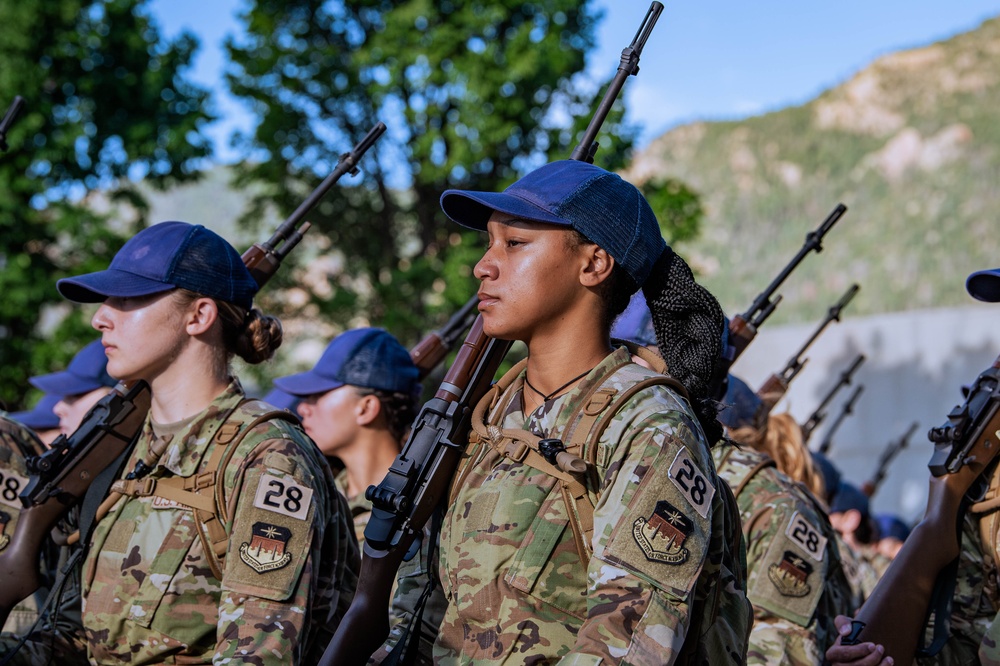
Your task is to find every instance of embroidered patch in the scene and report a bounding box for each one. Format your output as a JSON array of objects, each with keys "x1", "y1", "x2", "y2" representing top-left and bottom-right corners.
[
  {"x1": 0, "y1": 469, "x2": 28, "y2": 510},
  {"x1": 768, "y1": 550, "x2": 814, "y2": 597},
  {"x1": 632, "y1": 500, "x2": 693, "y2": 565},
  {"x1": 667, "y1": 449, "x2": 715, "y2": 518},
  {"x1": 785, "y1": 511, "x2": 827, "y2": 562},
  {"x1": 0, "y1": 512, "x2": 9, "y2": 551},
  {"x1": 239, "y1": 522, "x2": 293, "y2": 573},
  {"x1": 151, "y1": 496, "x2": 188, "y2": 510},
  {"x1": 252, "y1": 473, "x2": 313, "y2": 521}
]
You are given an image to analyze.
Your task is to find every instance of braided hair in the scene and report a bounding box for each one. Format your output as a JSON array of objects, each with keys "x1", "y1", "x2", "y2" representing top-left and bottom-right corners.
[{"x1": 641, "y1": 247, "x2": 726, "y2": 445}]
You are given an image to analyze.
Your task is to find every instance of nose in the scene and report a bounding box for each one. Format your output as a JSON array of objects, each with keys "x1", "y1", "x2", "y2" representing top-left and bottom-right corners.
[
  {"x1": 92, "y1": 303, "x2": 112, "y2": 331},
  {"x1": 473, "y1": 246, "x2": 498, "y2": 282},
  {"x1": 297, "y1": 401, "x2": 312, "y2": 419},
  {"x1": 53, "y1": 399, "x2": 69, "y2": 418}
]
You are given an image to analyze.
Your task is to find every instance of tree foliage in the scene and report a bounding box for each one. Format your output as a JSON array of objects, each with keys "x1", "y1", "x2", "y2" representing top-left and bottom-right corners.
[
  {"x1": 225, "y1": 0, "x2": 641, "y2": 344},
  {"x1": 0, "y1": 0, "x2": 211, "y2": 408}
]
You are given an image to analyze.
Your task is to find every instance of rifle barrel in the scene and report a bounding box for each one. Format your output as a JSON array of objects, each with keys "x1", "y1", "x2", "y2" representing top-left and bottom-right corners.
[
  {"x1": 803, "y1": 353, "x2": 865, "y2": 441},
  {"x1": 780, "y1": 283, "x2": 859, "y2": 384},
  {"x1": 817, "y1": 384, "x2": 864, "y2": 456},
  {"x1": 0, "y1": 95, "x2": 25, "y2": 152},
  {"x1": 570, "y1": 2, "x2": 663, "y2": 162}
]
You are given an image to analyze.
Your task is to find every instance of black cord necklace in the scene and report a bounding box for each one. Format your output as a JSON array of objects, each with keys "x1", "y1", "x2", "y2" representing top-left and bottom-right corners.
[{"x1": 523, "y1": 367, "x2": 593, "y2": 403}]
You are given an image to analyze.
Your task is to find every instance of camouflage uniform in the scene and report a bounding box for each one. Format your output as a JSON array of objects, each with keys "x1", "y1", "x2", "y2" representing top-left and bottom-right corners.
[
  {"x1": 1, "y1": 380, "x2": 359, "y2": 665},
  {"x1": 387, "y1": 346, "x2": 752, "y2": 664},
  {"x1": 835, "y1": 536, "x2": 868, "y2": 613},
  {"x1": 335, "y1": 468, "x2": 372, "y2": 546},
  {"x1": 713, "y1": 442, "x2": 852, "y2": 665}
]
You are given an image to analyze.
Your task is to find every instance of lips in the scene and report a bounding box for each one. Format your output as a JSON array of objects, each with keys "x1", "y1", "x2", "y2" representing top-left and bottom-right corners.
[{"x1": 477, "y1": 292, "x2": 499, "y2": 309}]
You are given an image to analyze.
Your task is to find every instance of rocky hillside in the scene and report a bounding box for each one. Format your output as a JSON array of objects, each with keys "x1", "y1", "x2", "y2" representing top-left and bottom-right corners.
[{"x1": 625, "y1": 16, "x2": 1000, "y2": 323}]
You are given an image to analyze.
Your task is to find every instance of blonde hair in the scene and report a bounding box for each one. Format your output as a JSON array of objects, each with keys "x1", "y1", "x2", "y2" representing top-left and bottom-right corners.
[
  {"x1": 729, "y1": 412, "x2": 825, "y2": 499},
  {"x1": 173, "y1": 289, "x2": 282, "y2": 364}
]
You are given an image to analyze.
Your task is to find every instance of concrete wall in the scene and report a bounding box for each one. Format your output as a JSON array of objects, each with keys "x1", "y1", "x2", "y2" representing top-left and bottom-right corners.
[{"x1": 730, "y1": 302, "x2": 1000, "y2": 523}]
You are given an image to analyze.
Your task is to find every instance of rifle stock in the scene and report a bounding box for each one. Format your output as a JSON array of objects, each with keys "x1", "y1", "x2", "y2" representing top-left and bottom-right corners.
[
  {"x1": 723, "y1": 204, "x2": 847, "y2": 373},
  {"x1": 756, "y1": 283, "x2": 859, "y2": 410},
  {"x1": 842, "y1": 354, "x2": 1000, "y2": 664},
  {"x1": 862, "y1": 421, "x2": 918, "y2": 497},
  {"x1": 409, "y1": 295, "x2": 480, "y2": 379},
  {"x1": 242, "y1": 121, "x2": 386, "y2": 288},
  {"x1": 321, "y1": 6, "x2": 665, "y2": 664},
  {"x1": 0, "y1": 380, "x2": 151, "y2": 625},
  {"x1": 802, "y1": 353, "x2": 865, "y2": 443}
]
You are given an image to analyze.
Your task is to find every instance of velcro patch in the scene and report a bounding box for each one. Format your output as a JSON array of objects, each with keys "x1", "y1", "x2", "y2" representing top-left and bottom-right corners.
[
  {"x1": 151, "y1": 496, "x2": 188, "y2": 511},
  {"x1": 785, "y1": 511, "x2": 827, "y2": 562},
  {"x1": 0, "y1": 468, "x2": 28, "y2": 509},
  {"x1": 239, "y1": 522, "x2": 294, "y2": 573},
  {"x1": 252, "y1": 473, "x2": 313, "y2": 521},
  {"x1": 667, "y1": 449, "x2": 714, "y2": 518}
]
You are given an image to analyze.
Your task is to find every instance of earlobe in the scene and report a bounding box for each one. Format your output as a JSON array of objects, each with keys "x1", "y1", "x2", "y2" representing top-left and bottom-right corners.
[
  {"x1": 356, "y1": 394, "x2": 382, "y2": 427},
  {"x1": 580, "y1": 247, "x2": 615, "y2": 287}
]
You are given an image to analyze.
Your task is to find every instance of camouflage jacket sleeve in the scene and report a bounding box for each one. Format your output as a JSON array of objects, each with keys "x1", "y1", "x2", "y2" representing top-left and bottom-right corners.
[
  {"x1": 216, "y1": 424, "x2": 358, "y2": 664},
  {"x1": 557, "y1": 390, "x2": 720, "y2": 665}
]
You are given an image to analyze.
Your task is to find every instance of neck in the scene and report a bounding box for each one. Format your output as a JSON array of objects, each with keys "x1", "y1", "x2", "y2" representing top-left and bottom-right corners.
[
  {"x1": 149, "y1": 344, "x2": 230, "y2": 423},
  {"x1": 523, "y1": 332, "x2": 612, "y2": 409},
  {"x1": 337, "y1": 430, "x2": 402, "y2": 499}
]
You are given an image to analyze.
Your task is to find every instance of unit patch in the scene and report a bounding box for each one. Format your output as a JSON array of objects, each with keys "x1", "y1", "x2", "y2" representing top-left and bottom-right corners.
[
  {"x1": 0, "y1": 511, "x2": 9, "y2": 551},
  {"x1": 632, "y1": 500, "x2": 693, "y2": 565},
  {"x1": 252, "y1": 473, "x2": 313, "y2": 520},
  {"x1": 785, "y1": 511, "x2": 827, "y2": 562},
  {"x1": 667, "y1": 449, "x2": 714, "y2": 518},
  {"x1": 239, "y1": 522, "x2": 293, "y2": 573},
  {"x1": 0, "y1": 469, "x2": 28, "y2": 510},
  {"x1": 768, "y1": 550, "x2": 814, "y2": 597}
]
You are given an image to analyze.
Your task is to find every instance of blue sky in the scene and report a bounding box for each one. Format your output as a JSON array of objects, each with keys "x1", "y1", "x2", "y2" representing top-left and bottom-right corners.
[{"x1": 149, "y1": 1, "x2": 1000, "y2": 162}]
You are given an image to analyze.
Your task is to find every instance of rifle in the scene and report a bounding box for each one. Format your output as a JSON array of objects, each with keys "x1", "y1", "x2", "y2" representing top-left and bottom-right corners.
[
  {"x1": 319, "y1": 5, "x2": 665, "y2": 665},
  {"x1": 816, "y1": 384, "x2": 864, "y2": 456},
  {"x1": 756, "y1": 283, "x2": 858, "y2": 410},
  {"x1": 0, "y1": 95, "x2": 24, "y2": 153},
  {"x1": 862, "y1": 421, "x2": 918, "y2": 497},
  {"x1": 724, "y1": 204, "x2": 847, "y2": 375},
  {"x1": 0, "y1": 381, "x2": 151, "y2": 624},
  {"x1": 0, "y1": 122, "x2": 387, "y2": 628},
  {"x1": 838, "y1": 354, "x2": 1000, "y2": 664},
  {"x1": 242, "y1": 121, "x2": 387, "y2": 288},
  {"x1": 409, "y1": 295, "x2": 480, "y2": 379},
  {"x1": 801, "y1": 353, "x2": 865, "y2": 443}
]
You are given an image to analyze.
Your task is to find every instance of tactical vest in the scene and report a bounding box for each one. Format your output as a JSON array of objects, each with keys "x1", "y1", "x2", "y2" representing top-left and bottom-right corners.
[
  {"x1": 101, "y1": 399, "x2": 297, "y2": 580},
  {"x1": 969, "y1": 459, "x2": 1000, "y2": 574}
]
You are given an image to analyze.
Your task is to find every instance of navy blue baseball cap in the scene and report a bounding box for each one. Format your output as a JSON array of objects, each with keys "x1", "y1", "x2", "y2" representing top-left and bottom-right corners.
[
  {"x1": 263, "y1": 387, "x2": 301, "y2": 412},
  {"x1": 967, "y1": 268, "x2": 1000, "y2": 302},
  {"x1": 440, "y1": 160, "x2": 667, "y2": 287},
  {"x1": 9, "y1": 393, "x2": 61, "y2": 430},
  {"x1": 57, "y1": 221, "x2": 258, "y2": 310},
  {"x1": 29, "y1": 339, "x2": 116, "y2": 396},
  {"x1": 611, "y1": 291, "x2": 657, "y2": 346},
  {"x1": 875, "y1": 513, "x2": 911, "y2": 542},
  {"x1": 810, "y1": 451, "x2": 842, "y2": 505},
  {"x1": 830, "y1": 481, "x2": 870, "y2": 518},
  {"x1": 718, "y1": 374, "x2": 765, "y2": 430},
  {"x1": 275, "y1": 328, "x2": 420, "y2": 397}
]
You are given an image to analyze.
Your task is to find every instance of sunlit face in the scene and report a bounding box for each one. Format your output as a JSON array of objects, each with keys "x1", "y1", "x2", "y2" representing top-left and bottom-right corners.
[
  {"x1": 53, "y1": 386, "x2": 112, "y2": 435},
  {"x1": 296, "y1": 385, "x2": 363, "y2": 457},
  {"x1": 473, "y1": 213, "x2": 590, "y2": 342},
  {"x1": 877, "y1": 537, "x2": 904, "y2": 560},
  {"x1": 91, "y1": 292, "x2": 190, "y2": 384}
]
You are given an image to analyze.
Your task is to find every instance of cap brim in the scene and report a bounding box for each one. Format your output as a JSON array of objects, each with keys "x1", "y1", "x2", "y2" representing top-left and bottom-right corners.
[
  {"x1": 10, "y1": 394, "x2": 60, "y2": 429},
  {"x1": 57, "y1": 269, "x2": 176, "y2": 304},
  {"x1": 30, "y1": 370, "x2": 107, "y2": 396},
  {"x1": 263, "y1": 389, "x2": 301, "y2": 411},
  {"x1": 967, "y1": 268, "x2": 1000, "y2": 303},
  {"x1": 440, "y1": 189, "x2": 572, "y2": 230},
  {"x1": 273, "y1": 371, "x2": 345, "y2": 397}
]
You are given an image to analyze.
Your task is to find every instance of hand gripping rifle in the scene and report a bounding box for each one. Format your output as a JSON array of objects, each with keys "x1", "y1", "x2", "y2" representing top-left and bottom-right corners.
[
  {"x1": 0, "y1": 122, "x2": 387, "y2": 628},
  {"x1": 756, "y1": 283, "x2": 858, "y2": 411},
  {"x1": 862, "y1": 421, "x2": 919, "y2": 497},
  {"x1": 801, "y1": 353, "x2": 865, "y2": 443},
  {"x1": 816, "y1": 384, "x2": 864, "y2": 456},
  {"x1": 319, "y1": 6, "x2": 665, "y2": 665},
  {"x1": 0, "y1": 95, "x2": 25, "y2": 153},
  {"x1": 722, "y1": 204, "x2": 847, "y2": 382},
  {"x1": 839, "y1": 354, "x2": 1000, "y2": 664}
]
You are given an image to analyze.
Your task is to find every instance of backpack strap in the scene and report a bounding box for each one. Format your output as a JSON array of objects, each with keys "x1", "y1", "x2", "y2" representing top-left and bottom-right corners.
[{"x1": 110, "y1": 401, "x2": 298, "y2": 580}]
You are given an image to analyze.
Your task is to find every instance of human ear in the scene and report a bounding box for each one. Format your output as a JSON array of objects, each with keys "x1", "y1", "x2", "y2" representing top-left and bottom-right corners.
[
  {"x1": 580, "y1": 246, "x2": 615, "y2": 287},
  {"x1": 185, "y1": 297, "x2": 219, "y2": 336},
  {"x1": 356, "y1": 393, "x2": 383, "y2": 427}
]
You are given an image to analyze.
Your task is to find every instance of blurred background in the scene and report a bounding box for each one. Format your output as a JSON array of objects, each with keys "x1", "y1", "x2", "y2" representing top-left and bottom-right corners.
[{"x1": 2, "y1": 0, "x2": 1000, "y2": 520}]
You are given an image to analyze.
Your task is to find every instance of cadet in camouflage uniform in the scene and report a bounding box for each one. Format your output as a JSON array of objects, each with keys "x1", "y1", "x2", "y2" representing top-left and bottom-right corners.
[
  {"x1": 0, "y1": 221, "x2": 359, "y2": 665},
  {"x1": 827, "y1": 265, "x2": 1000, "y2": 666},
  {"x1": 274, "y1": 327, "x2": 420, "y2": 546},
  {"x1": 382, "y1": 160, "x2": 752, "y2": 664}
]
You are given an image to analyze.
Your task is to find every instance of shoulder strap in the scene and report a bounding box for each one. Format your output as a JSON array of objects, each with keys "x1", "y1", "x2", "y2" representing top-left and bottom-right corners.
[
  {"x1": 111, "y1": 401, "x2": 297, "y2": 579},
  {"x1": 715, "y1": 445, "x2": 778, "y2": 500}
]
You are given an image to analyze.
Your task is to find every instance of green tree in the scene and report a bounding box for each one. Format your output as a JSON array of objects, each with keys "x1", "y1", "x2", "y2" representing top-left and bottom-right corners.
[
  {"x1": 640, "y1": 176, "x2": 705, "y2": 246},
  {"x1": 0, "y1": 0, "x2": 212, "y2": 408},
  {"x1": 225, "y1": 0, "x2": 639, "y2": 344}
]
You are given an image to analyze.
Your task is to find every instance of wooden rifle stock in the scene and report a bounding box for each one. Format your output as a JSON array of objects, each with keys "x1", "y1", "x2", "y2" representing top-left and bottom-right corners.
[
  {"x1": 0, "y1": 381, "x2": 150, "y2": 625},
  {"x1": 722, "y1": 204, "x2": 847, "y2": 376},
  {"x1": 241, "y1": 121, "x2": 387, "y2": 288},
  {"x1": 756, "y1": 283, "x2": 859, "y2": 411},
  {"x1": 842, "y1": 354, "x2": 1000, "y2": 663},
  {"x1": 409, "y1": 295, "x2": 480, "y2": 379}
]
